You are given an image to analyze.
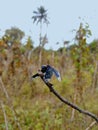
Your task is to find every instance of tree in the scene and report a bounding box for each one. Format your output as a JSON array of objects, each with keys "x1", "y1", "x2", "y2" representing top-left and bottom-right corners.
[
  {"x1": 70, "y1": 23, "x2": 92, "y2": 120},
  {"x1": 32, "y1": 6, "x2": 49, "y2": 66},
  {"x1": 71, "y1": 23, "x2": 92, "y2": 97},
  {"x1": 32, "y1": 6, "x2": 49, "y2": 45},
  {"x1": 4, "y1": 27, "x2": 25, "y2": 46}
]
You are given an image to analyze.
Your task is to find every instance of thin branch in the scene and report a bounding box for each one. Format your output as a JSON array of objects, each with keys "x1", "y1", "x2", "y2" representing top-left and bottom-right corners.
[
  {"x1": 85, "y1": 121, "x2": 96, "y2": 130},
  {"x1": 40, "y1": 76, "x2": 98, "y2": 123},
  {"x1": 0, "y1": 77, "x2": 9, "y2": 99},
  {"x1": 70, "y1": 93, "x2": 77, "y2": 121},
  {"x1": 0, "y1": 77, "x2": 22, "y2": 130},
  {"x1": 0, "y1": 100, "x2": 9, "y2": 130}
]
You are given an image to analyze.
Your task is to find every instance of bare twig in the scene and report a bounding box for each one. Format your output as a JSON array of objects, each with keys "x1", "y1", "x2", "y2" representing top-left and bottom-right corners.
[
  {"x1": 0, "y1": 77, "x2": 22, "y2": 130},
  {"x1": 0, "y1": 77, "x2": 9, "y2": 99},
  {"x1": 0, "y1": 100, "x2": 9, "y2": 130},
  {"x1": 71, "y1": 93, "x2": 76, "y2": 121},
  {"x1": 85, "y1": 121, "x2": 96, "y2": 130},
  {"x1": 40, "y1": 76, "x2": 98, "y2": 123}
]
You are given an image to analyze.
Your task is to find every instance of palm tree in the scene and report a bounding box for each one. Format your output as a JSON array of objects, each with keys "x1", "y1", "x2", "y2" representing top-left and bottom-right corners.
[
  {"x1": 32, "y1": 6, "x2": 49, "y2": 66},
  {"x1": 32, "y1": 6, "x2": 49, "y2": 46}
]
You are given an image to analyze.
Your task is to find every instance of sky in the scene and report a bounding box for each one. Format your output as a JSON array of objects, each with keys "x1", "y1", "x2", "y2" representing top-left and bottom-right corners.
[{"x1": 0, "y1": 0, "x2": 98, "y2": 50}]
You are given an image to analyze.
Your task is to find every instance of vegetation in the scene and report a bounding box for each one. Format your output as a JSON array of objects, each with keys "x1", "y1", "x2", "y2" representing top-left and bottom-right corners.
[{"x1": 0, "y1": 6, "x2": 98, "y2": 130}]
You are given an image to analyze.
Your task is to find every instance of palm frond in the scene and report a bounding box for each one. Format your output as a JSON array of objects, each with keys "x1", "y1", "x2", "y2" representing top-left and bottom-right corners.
[
  {"x1": 31, "y1": 6, "x2": 50, "y2": 25},
  {"x1": 33, "y1": 11, "x2": 39, "y2": 14}
]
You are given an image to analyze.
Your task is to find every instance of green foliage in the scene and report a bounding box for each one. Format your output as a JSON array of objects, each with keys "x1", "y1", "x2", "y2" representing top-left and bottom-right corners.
[
  {"x1": 0, "y1": 23, "x2": 98, "y2": 130},
  {"x1": 4, "y1": 27, "x2": 25, "y2": 46},
  {"x1": 89, "y1": 39, "x2": 98, "y2": 54},
  {"x1": 25, "y1": 36, "x2": 34, "y2": 50}
]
